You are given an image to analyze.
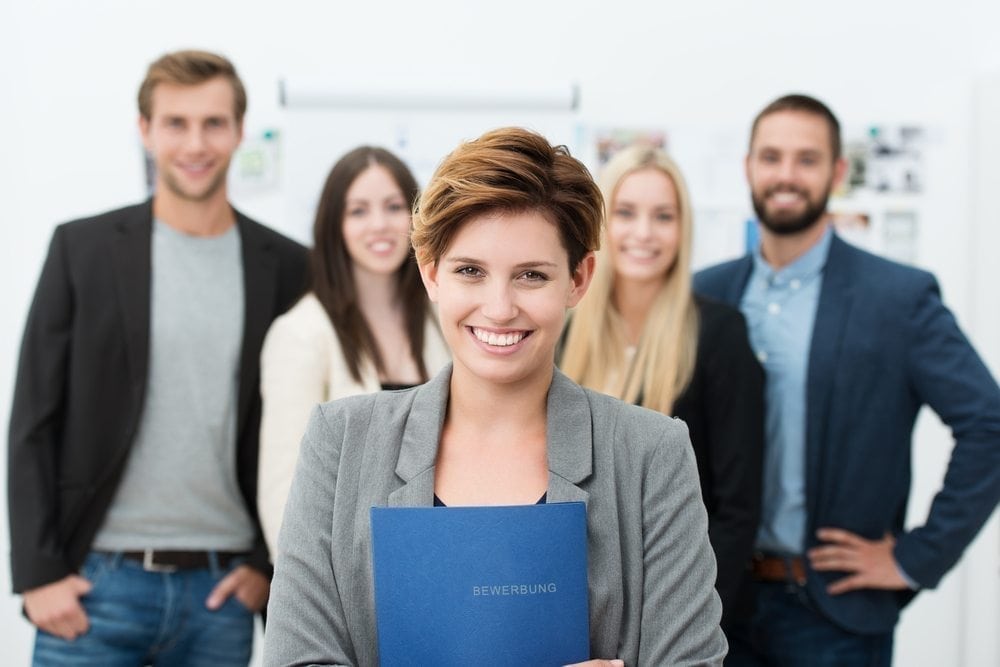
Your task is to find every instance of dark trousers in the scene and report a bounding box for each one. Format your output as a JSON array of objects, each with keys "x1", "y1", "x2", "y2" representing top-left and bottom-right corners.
[{"x1": 725, "y1": 581, "x2": 894, "y2": 667}]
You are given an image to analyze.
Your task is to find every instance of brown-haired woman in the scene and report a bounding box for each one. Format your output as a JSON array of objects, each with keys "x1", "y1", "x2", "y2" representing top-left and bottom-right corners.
[
  {"x1": 257, "y1": 147, "x2": 449, "y2": 555},
  {"x1": 263, "y1": 128, "x2": 726, "y2": 666}
]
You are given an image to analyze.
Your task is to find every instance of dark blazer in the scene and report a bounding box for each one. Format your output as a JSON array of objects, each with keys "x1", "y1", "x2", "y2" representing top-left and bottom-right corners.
[
  {"x1": 694, "y1": 232, "x2": 1000, "y2": 635},
  {"x1": 8, "y1": 200, "x2": 308, "y2": 593},
  {"x1": 672, "y1": 295, "x2": 764, "y2": 629}
]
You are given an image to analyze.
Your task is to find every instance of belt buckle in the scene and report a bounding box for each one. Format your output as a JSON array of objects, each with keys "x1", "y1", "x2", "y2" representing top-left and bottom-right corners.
[{"x1": 142, "y1": 549, "x2": 178, "y2": 573}]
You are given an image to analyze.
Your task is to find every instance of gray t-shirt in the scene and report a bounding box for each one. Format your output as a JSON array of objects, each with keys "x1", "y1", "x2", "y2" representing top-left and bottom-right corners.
[{"x1": 93, "y1": 219, "x2": 255, "y2": 551}]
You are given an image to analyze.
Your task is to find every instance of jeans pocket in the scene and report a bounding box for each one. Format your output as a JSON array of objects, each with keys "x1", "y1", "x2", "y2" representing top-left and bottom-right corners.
[
  {"x1": 214, "y1": 558, "x2": 257, "y2": 615},
  {"x1": 219, "y1": 592, "x2": 256, "y2": 616}
]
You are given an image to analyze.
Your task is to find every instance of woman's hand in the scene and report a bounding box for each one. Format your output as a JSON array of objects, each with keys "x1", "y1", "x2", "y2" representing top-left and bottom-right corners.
[{"x1": 565, "y1": 660, "x2": 624, "y2": 667}]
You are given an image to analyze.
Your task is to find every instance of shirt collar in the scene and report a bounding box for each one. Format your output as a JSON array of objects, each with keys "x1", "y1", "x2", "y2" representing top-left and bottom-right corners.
[{"x1": 751, "y1": 224, "x2": 833, "y2": 286}]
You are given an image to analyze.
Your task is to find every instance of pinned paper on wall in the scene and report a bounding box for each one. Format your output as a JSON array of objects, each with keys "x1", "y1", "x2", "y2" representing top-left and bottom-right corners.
[
  {"x1": 592, "y1": 128, "x2": 668, "y2": 168},
  {"x1": 826, "y1": 124, "x2": 935, "y2": 265},
  {"x1": 840, "y1": 125, "x2": 926, "y2": 197},
  {"x1": 883, "y1": 209, "x2": 919, "y2": 263},
  {"x1": 141, "y1": 128, "x2": 282, "y2": 198},
  {"x1": 829, "y1": 210, "x2": 872, "y2": 251},
  {"x1": 230, "y1": 129, "x2": 282, "y2": 196}
]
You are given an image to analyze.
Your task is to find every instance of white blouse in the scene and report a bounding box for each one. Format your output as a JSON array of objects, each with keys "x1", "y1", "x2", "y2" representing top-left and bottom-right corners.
[{"x1": 257, "y1": 293, "x2": 450, "y2": 556}]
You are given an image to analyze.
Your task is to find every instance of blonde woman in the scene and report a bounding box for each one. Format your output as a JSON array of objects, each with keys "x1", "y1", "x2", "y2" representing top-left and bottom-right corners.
[{"x1": 561, "y1": 145, "x2": 764, "y2": 630}]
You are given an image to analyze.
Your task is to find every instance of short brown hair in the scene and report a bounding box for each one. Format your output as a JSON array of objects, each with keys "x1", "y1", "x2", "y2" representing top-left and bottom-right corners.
[
  {"x1": 750, "y1": 93, "x2": 842, "y2": 160},
  {"x1": 138, "y1": 49, "x2": 247, "y2": 122},
  {"x1": 412, "y1": 127, "x2": 603, "y2": 272}
]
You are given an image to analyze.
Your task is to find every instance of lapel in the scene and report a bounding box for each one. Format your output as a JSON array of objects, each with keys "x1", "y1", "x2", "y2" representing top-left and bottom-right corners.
[
  {"x1": 110, "y1": 203, "x2": 278, "y2": 440},
  {"x1": 722, "y1": 255, "x2": 755, "y2": 306},
  {"x1": 235, "y1": 211, "x2": 279, "y2": 438},
  {"x1": 544, "y1": 370, "x2": 592, "y2": 504},
  {"x1": 388, "y1": 367, "x2": 450, "y2": 507},
  {"x1": 110, "y1": 200, "x2": 154, "y2": 394},
  {"x1": 804, "y1": 234, "x2": 856, "y2": 522},
  {"x1": 387, "y1": 366, "x2": 593, "y2": 507}
]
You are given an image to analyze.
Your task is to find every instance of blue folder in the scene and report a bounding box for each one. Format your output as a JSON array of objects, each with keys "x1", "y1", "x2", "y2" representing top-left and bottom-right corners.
[{"x1": 370, "y1": 502, "x2": 590, "y2": 667}]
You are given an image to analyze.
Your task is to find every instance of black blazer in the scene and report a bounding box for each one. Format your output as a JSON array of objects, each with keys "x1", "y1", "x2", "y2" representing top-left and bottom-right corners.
[
  {"x1": 8, "y1": 200, "x2": 307, "y2": 593},
  {"x1": 671, "y1": 295, "x2": 764, "y2": 629},
  {"x1": 560, "y1": 295, "x2": 764, "y2": 628}
]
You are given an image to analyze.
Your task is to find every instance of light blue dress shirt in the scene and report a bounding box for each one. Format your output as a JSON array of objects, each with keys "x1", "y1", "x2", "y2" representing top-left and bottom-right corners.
[{"x1": 740, "y1": 227, "x2": 832, "y2": 555}]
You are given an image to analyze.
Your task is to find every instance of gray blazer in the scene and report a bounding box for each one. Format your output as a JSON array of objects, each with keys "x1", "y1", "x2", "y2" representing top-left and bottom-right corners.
[{"x1": 263, "y1": 365, "x2": 727, "y2": 666}]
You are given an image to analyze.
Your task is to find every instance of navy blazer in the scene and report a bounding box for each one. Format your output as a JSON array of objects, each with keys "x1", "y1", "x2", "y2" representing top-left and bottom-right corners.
[
  {"x1": 694, "y1": 232, "x2": 1000, "y2": 634},
  {"x1": 8, "y1": 201, "x2": 307, "y2": 593}
]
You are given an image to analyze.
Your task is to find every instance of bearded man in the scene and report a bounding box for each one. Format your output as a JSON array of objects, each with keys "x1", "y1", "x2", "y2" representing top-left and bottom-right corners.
[{"x1": 695, "y1": 93, "x2": 1000, "y2": 667}]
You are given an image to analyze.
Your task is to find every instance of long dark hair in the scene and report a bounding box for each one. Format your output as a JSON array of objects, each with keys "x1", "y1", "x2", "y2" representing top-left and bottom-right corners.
[{"x1": 310, "y1": 146, "x2": 429, "y2": 384}]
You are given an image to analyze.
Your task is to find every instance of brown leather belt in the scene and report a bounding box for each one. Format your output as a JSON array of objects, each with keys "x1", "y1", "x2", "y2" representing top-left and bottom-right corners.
[
  {"x1": 113, "y1": 549, "x2": 246, "y2": 572},
  {"x1": 751, "y1": 554, "x2": 807, "y2": 585}
]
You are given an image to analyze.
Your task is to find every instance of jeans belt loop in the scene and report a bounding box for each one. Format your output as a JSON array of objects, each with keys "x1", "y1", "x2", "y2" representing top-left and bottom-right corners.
[{"x1": 208, "y1": 550, "x2": 222, "y2": 576}]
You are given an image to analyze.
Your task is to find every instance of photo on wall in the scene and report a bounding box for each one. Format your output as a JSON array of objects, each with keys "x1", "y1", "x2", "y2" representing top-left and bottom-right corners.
[
  {"x1": 142, "y1": 128, "x2": 282, "y2": 198},
  {"x1": 593, "y1": 128, "x2": 668, "y2": 168},
  {"x1": 840, "y1": 125, "x2": 925, "y2": 196}
]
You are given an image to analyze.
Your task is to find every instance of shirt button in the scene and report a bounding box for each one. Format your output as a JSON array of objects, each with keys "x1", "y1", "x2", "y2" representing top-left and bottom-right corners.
[
  {"x1": 757, "y1": 350, "x2": 768, "y2": 363},
  {"x1": 790, "y1": 279, "x2": 801, "y2": 290},
  {"x1": 768, "y1": 302, "x2": 781, "y2": 315}
]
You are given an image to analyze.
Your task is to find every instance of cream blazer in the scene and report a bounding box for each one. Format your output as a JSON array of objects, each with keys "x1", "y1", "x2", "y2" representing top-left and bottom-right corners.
[{"x1": 257, "y1": 293, "x2": 450, "y2": 556}]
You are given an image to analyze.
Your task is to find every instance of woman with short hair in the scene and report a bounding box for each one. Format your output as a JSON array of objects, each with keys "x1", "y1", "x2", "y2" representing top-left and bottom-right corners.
[{"x1": 263, "y1": 129, "x2": 727, "y2": 666}]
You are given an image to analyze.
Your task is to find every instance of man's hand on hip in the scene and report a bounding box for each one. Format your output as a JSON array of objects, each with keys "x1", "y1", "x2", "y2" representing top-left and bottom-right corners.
[{"x1": 808, "y1": 528, "x2": 908, "y2": 595}]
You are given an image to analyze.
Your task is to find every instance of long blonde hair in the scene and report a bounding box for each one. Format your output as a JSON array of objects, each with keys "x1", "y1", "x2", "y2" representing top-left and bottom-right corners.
[{"x1": 560, "y1": 145, "x2": 698, "y2": 414}]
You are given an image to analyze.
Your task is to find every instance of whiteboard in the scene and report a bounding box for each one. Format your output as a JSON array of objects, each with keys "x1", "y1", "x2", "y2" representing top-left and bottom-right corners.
[{"x1": 279, "y1": 80, "x2": 581, "y2": 245}]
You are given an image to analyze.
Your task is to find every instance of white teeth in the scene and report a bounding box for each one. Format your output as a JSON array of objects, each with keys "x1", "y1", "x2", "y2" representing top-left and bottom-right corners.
[
  {"x1": 770, "y1": 192, "x2": 801, "y2": 204},
  {"x1": 472, "y1": 327, "x2": 526, "y2": 347},
  {"x1": 624, "y1": 247, "x2": 656, "y2": 259},
  {"x1": 370, "y1": 240, "x2": 393, "y2": 252}
]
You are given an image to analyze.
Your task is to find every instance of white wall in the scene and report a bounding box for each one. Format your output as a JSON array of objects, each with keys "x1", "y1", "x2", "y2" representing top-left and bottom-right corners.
[{"x1": 2, "y1": 2, "x2": 998, "y2": 665}]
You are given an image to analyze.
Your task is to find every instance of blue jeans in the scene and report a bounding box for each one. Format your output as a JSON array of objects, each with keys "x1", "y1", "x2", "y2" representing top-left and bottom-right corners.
[
  {"x1": 725, "y1": 581, "x2": 893, "y2": 667},
  {"x1": 33, "y1": 552, "x2": 255, "y2": 667}
]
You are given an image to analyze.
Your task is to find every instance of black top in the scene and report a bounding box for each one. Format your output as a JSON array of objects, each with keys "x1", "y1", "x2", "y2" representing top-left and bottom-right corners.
[
  {"x1": 671, "y1": 295, "x2": 764, "y2": 628},
  {"x1": 381, "y1": 382, "x2": 417, "y2": 391},
  {"x1": 559, "y1": 295, "x2": 763, "y2": 627},
  {"x1": 433, "y1": 494, "x2": 547, "y2": 507}
]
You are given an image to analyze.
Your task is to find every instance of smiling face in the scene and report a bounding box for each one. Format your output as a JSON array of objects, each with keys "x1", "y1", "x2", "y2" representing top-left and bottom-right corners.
[
  {"x1": 420, "y1": 211, "x2": 594, "y2": 391},
  {"x1": 341, "y1": 164, "x2": 413, "y2": 280},
  {"x1": 747, "y1": 110, "x2": 847, "y2": 236},
  {"x1": 139, "y1": 76, "x2": 242, "y2": 205},
  {"x1": 607, "y1": 168, "x2": 681, "y2": 288}
]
